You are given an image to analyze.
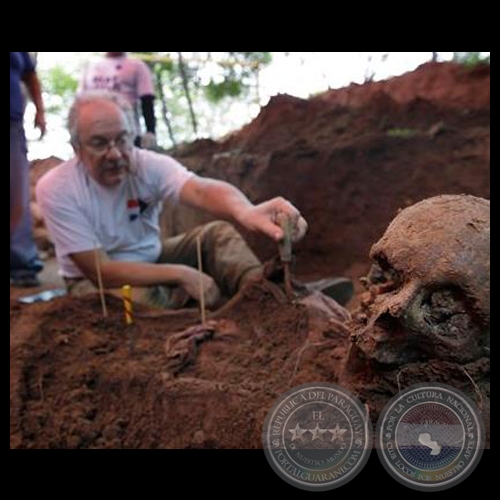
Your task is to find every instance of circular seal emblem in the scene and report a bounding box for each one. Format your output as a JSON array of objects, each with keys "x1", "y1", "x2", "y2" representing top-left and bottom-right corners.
[
  {"x1": 262, "y1": 382, "x2": 372, "y2": 491},
  {"x1": 377, "y1": 383, "x2": 485, "y2": 491}
]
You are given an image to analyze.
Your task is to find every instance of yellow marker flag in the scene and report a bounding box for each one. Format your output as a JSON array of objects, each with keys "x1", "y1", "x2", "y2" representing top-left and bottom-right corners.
[{"x1": 122, "y1": 285, "x2": 134, "y2": 325}]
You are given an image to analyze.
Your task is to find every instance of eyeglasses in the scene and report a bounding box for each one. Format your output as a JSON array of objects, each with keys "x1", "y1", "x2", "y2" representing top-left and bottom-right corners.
[{"x1": 82, "y1": 133, "x2": 133, "y2": 155}]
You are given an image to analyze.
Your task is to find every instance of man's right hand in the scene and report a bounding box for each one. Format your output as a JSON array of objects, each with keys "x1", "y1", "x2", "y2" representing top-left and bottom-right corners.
[
  {"x1": 178, "y1": 265, "x2": 221, "y2": 308},
  {"x1": 238, "y1": 197, "x2": 308, "y2": 243}
]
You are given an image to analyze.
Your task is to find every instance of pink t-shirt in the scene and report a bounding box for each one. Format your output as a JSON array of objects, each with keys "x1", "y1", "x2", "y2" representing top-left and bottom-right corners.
[{"x1": 79, "y1": 55, "x2": 155, "y2": 136}]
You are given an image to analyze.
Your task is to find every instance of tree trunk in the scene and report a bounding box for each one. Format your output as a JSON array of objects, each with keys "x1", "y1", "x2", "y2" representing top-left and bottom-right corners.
[
  {"x1": 177, "y1": 52, "x2": 198, "y2": 136},
  {"x1": 155, "y1": 70, "x2": 177, "y2": 148}
]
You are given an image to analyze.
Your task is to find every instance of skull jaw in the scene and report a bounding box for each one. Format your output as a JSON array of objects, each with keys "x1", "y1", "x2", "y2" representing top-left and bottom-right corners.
[
  {"x1": 351, "y1": 318, "x2": 419, "y2": 367},
  {"x1": 355, "y1": 282, "x2": 488, "y2": 366}
]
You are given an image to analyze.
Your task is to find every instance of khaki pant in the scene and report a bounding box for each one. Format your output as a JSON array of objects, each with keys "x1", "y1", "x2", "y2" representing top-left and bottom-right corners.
[{"x1": 65, "y1": 221, "x2": 262, "y2": 309}]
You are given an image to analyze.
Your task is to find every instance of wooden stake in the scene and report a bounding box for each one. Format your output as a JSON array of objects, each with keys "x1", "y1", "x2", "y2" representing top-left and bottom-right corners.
[
  {"x1": 196, "y1": 235, "x2": 206, "y2": 326},
  {"x1": 94, "y1": 245, "x2": 108, "y2": 317}
]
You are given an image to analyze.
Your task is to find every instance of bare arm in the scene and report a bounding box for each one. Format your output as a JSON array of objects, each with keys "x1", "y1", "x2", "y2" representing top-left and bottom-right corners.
[
  {"x1": 180, "y1": 176, "x2": 252, "y2": 220},
  {"x1": 70, "y1": 249, "x2": 220, "y2": 305},
  {"x1": 23, "y1": 71, "x2": 46, "y2": 137},
  {"x1": 71, "y1": 249, "x2": 185, "y2": 287},
  {"x1": 180, "y1": 176, "x2": 308, "y2": 242}
]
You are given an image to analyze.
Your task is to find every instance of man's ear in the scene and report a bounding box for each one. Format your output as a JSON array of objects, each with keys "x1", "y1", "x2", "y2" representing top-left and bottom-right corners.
[{"x1": 72, "y1": 141, "x2": 82, "y2": 157}]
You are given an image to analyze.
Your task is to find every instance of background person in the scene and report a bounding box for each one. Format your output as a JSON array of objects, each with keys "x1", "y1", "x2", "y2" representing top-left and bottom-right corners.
[
  {"x1": 78, "y1": 52, "x2": 157, "y2": 148},
  {"x1": 10, "y1": 52, "x2": 46, "y2": 287}
]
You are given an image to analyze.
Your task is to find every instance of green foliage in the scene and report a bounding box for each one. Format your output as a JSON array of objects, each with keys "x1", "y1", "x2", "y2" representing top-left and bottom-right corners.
[
  {"x1": 234, "y1": 52, "x2": 272, "y2": 66},
  {"x1": 205, "y1": 78, "x2": 243, "y2": 102},
  {"x1": 40, "y1": 65, "x2": 78, "y2": 114},
  {"x1": 203, "y1": 52, "x2": 272, "y2": 103},
  {"x1": 38, "y1": 52, "x2": 273, "y2": 148},
  {"x1": 41, "y1": 66, "x2": 78, "y2": 97},
  {"x1": 453, "y1": 52, "x2": 490, "y2": 67},
  {"x1": 132, "y1": 52, "x2": 272, "y2": 145},
  {"x1": 386, "y1": 128, "x2": 418, "y2": 139}
]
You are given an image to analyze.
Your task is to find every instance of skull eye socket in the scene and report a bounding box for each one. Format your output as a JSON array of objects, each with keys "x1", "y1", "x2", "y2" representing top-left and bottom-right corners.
[
  {"x1": 416, "y1": 285, "x2": 485, "y2": 362},
  {"x1": 419, "y1": 286, "x2": 481, "y2": 338},
  {"x1": 366, "y1": 253, "x2": 402, "y2": 292}
]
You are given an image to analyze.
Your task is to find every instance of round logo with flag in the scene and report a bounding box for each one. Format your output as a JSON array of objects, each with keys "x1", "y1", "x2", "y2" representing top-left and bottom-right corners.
[
  {"x1": 376, "y1": 383, "x2": 485, "y2": 491},
  {"x1": 262, "y1": 382, "x2": 372, "y2": 491}
]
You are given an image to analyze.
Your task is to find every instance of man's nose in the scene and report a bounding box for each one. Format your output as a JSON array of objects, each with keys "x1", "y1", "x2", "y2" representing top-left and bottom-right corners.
[{"x1": 105, "y1": 142, "x2": 123, "y2": 159}]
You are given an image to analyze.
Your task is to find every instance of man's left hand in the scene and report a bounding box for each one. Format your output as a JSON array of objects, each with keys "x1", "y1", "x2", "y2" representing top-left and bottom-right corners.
[
  {"x1": 34, "y1": 110, "x2": 46, "y2": 138},
  {"x1": 238, "y1": 197, "x2": 308, "y2": 243}
]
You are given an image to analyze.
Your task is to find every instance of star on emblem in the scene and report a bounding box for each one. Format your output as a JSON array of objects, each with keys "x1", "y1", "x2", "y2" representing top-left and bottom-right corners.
[
  {"x1": 288, "y1": 423, "x2": 307, "y2": 441},
  {"x1": 329, "y1": 423, "x2": 347, "y2": 442},
  {"x1": 309, "y1": 423, "x2": 328, "y2": 441}
]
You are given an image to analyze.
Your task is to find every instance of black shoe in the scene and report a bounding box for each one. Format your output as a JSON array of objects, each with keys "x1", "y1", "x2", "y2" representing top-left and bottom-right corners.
[
  {"x1": 10, "y1": 275, "x2": 40, "y2": 288},
  {"x1": 305, "y1": 277, "x2": 354, "y2": 306}
]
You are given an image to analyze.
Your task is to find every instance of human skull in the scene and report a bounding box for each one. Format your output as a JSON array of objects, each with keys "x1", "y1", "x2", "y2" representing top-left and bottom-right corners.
[{"x1": 353, "y1": 194, "x2": 490, "y2": 365}]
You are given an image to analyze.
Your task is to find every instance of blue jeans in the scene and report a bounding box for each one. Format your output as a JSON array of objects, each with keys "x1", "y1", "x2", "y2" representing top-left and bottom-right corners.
[{"x1": 10, "y1": 121, "x2": 43, "y2": 278}]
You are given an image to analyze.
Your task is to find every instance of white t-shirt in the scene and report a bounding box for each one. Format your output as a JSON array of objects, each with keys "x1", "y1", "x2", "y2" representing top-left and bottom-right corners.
[
  {"x1": 36, "y1": 148, "x2": 195, "y2": 278},
  {"x1": 78, "y1": 55, "x2": 155, "y2": 137}
]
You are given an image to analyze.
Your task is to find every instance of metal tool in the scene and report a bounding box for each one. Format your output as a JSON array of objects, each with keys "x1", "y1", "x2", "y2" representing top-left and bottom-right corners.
[{"x1": 276, "y1": 212, "x2": 294, "y2": 298}]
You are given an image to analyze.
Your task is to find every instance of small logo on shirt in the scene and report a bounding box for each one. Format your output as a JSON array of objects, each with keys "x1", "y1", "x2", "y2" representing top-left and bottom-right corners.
[{"x1": 127, "y1": 198, "x2": 152, "y2": 221}]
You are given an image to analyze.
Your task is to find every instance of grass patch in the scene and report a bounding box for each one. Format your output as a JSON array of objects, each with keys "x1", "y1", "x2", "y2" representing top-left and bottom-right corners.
[{"x1": 386, "y1": 128, "x2": 418, "y2": 139}]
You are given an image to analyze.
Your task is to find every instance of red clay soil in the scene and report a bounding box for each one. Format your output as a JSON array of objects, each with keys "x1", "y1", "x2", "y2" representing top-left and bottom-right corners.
[
  {"x1": 10, "y1": 61, "x2": 490, "y2": 449},
  {"x1": 9, "y1": 284, "x2": 348, "y2": 448},
  {"x1": 10, "y1": 276, "x2": 489, "y2": 449},
  {"x1": 166, "y1": 62, "x2": 490, "y2": 288}
]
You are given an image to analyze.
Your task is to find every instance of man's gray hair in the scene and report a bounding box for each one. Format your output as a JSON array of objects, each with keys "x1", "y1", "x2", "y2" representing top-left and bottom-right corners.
[{"x1": 68, "y1": 90, "x2": 134, "y2": 147}]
